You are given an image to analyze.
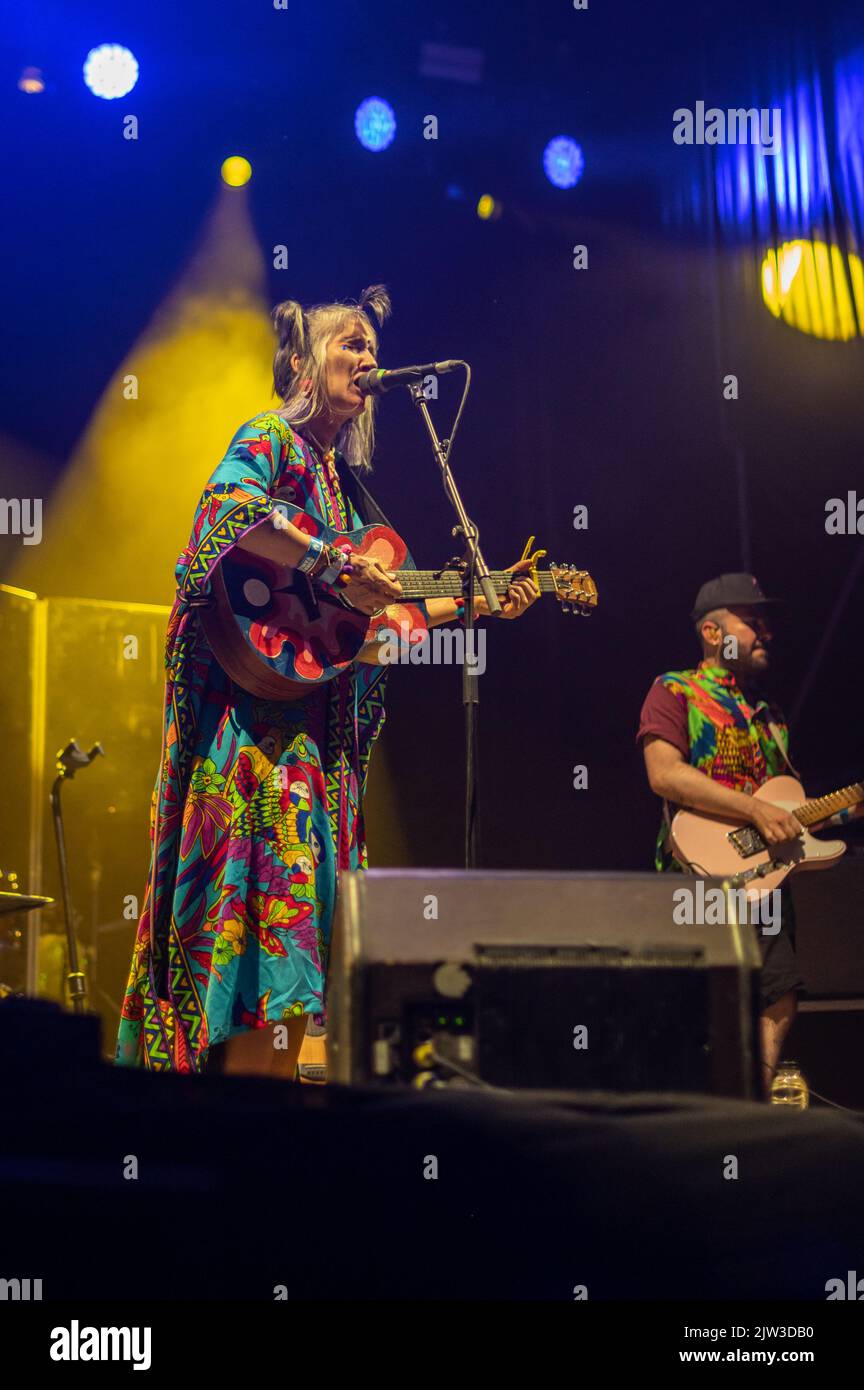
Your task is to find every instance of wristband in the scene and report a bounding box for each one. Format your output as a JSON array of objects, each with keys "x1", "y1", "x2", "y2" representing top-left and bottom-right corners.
[{"x1": 296, "y1": 534, "x2": 324, "y2": 574}]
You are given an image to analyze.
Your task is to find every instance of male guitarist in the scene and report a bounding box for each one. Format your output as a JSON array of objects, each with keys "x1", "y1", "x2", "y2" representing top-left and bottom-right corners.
[{"x1": 637, "y1": 572, "x2": 852, "y2": 1094}]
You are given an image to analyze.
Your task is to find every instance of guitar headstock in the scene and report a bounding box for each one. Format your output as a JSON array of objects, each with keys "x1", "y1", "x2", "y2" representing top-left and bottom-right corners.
[{"x1": 549, "y1": 565, "x2": 598, "y2": 615}]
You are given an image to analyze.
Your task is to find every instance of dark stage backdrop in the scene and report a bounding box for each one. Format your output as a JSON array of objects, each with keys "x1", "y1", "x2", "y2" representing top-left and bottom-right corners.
[
  {"x1": 362, "y1": 217, "x2": 864, "y2": 870},
  {"x1": 2, "y1": 0, "x2": 862, "y2": 876}
]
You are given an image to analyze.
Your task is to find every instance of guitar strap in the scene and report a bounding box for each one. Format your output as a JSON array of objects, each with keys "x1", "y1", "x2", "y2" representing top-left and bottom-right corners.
[
  {"x1": 336, "y1": 460, "x2": 394, "y2": 530},
  {"x1": 334, "y1": 462, "x2": 400, "y2": 717},
  {"x1": 767, "y1": 718, "x2": 801, "y2": 779}
]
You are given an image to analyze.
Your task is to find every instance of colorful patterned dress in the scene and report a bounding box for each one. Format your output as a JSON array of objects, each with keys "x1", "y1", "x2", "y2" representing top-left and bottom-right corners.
[{"x1": 115, "y1": 412, "x2": 417, "y2": 1072}]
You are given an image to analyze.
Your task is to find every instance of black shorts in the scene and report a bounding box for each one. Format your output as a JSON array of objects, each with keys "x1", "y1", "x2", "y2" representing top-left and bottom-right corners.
[{"x1": 755, "y1": 888, "x2": 805, "y2": 1010}]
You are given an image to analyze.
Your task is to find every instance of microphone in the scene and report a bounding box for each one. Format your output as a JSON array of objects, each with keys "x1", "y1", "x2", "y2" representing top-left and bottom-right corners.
[{"x1": 354, "y1": 360, "x2": 462, "y2": 395}]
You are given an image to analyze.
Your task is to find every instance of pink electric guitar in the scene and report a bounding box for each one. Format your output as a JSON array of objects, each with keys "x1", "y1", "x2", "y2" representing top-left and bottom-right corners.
[
  {"x1": 201, "y1": 504, "x2": 598, "y2": 700},
  {"x1": 671, "y1": 774, "x2": 864, "y2": 897}
]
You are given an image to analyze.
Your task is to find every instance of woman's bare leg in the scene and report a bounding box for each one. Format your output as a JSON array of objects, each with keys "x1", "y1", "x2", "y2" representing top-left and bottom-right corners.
[{"x1": 218, "y1": 1016, "x2": 308, "y2": 1078}]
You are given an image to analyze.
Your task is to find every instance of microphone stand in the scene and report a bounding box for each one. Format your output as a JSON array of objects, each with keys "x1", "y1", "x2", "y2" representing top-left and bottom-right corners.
[
  {"x1": 50, "y1": 739, "x2": 105, "y2": 1013},
  {"x1": 407, "y1": 379, "x2": 500, "y2": 868}
]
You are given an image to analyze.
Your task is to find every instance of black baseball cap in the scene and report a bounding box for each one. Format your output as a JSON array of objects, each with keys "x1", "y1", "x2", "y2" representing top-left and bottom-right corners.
[{"x1": 691, "y1": 573, "x2": 782, "y2": 624}]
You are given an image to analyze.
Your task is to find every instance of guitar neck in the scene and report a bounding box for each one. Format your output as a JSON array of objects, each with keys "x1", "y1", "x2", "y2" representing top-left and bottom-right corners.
[
  {"x1": 398, "y1": 571, "x2": 560, "y2": 600},
  {"x1": 795, "y1": 781, "x2": 864, "y2": 827}
]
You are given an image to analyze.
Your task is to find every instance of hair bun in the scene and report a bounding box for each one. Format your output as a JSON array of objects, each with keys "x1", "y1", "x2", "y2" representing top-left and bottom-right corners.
[
  {"x1": 358, "y1": 284, "x2": 392, "y2": 326},
  {"x1": 271, "y1": 299, "x2": 307, "y2": 353},
  {"x1": 271, "y1": 300, "x2": 309, "y2": 398}
]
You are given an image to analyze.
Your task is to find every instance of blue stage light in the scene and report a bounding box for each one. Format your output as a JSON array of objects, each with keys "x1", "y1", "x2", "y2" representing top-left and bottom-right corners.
[
  {"x1": 354, "y1": 97, "x2": 396, "y2": 152},
  {"x1": 83, "y1": 44, "x2": 139, "y2": 99},
  {"x1": 543, "y1": 136, "x2": 585, "y2": 189}
]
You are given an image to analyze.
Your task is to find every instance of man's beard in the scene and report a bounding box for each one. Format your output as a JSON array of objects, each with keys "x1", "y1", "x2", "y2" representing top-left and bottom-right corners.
[{"x1": 735, "y1": 652, "x2": 770, "y2": 694}]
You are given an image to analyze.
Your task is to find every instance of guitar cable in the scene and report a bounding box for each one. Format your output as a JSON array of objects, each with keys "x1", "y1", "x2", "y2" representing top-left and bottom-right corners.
[{"x1": 800, "y1": 1086, "x2": 864, "y2": 1115}]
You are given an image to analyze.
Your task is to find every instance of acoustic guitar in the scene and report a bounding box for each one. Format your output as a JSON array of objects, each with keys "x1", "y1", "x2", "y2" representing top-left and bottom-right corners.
[
  {"x1": 670, "y1": 774, "x2": 864, "y2": 897},
  {"x1": 200, "y1": 504, "x2": 598, "y2": 700}
]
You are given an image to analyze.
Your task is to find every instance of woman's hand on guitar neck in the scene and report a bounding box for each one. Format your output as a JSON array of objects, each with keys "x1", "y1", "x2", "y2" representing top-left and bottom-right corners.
[
  {"x1": 339, "y1": 553, "x2": 403, "y2": 615},
  {"x1": 474, "y1": 557, "x2": 540, "y2": 620}
]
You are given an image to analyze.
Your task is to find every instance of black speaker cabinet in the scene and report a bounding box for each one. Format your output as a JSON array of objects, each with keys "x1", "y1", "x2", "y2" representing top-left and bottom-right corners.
[
  {"x1": 329, "y1": 870, "x2": 762, "y2": 1097},
  {"x1": 792, "y1": 857, "x2": 864, "y2": 995},
  {"x1": 789, "y1": 1001, "x2": 864, "y2": 1109},
  {"x1": 785, "y1": 860, "x2": 864, "y2": 1108}
]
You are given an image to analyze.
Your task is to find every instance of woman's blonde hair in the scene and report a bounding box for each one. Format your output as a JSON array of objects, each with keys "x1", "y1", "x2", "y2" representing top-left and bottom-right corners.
[{"x1": 271, "y1": 284, "x2": 391, "y2": 472}]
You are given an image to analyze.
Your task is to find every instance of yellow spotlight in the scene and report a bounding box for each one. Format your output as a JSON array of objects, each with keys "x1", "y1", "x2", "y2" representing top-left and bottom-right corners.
[
  {"x1": 221, "y1": 155, "x2": 252, "y2": 187},
  {"x1": 18, "y1": 66, "x2": 45, "y2": 94},
  {"x1": 476, "y1": 194, "x2": 501, "y2": 221},
  {"x1": 760, "y1": 239, "x2": 864, "y2": 341},
  {"x1": 11, "y1": 181, "x2": 274, "y2": 605},
  {"x1": 779, "y1": 243, "x2": 803, "y2": 294}
]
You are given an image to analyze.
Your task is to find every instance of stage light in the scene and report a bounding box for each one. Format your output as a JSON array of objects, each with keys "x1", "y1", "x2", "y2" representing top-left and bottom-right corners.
[
  {"x1": 476, "y1": 194, "x2": 502, "y2": 221},
  {"x1": 761, "y1": 239, "x2": 864, "y2": 340},
  {"x1": 10, "y1": 188, "x2": 276, "y2": 606},
  {"x1": 778, "y1": 243, "x2": 803, "y2": 294},
  {"x1": 18, "y1": 67, "x2": 45, "y2": 94},
  {"x1": 354, "y1": 97, "x2": 396, "y2": 152},
  {"x1": 83, "y1": 44, "x2": 138, "y2": 100},
  {"x1": 543, "y1": 136, "x2": 585, "y2": 189},
  {"x1": 221, "y1": 156, "x2": 252, "y2": 187}
]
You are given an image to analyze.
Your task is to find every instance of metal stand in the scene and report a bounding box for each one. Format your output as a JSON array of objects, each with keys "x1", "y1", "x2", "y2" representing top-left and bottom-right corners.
[
  {"x1": 50, "y1": 740, "x2": 104, "y2": 1013},
  {"x1": 407, "y1": 381, "x2": 500, "y2": 868}
]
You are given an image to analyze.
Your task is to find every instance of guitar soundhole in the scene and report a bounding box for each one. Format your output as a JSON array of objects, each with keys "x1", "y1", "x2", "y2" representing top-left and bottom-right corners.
[{"x1": 242, "y1": 578, "x2": 271, "y2": 608}]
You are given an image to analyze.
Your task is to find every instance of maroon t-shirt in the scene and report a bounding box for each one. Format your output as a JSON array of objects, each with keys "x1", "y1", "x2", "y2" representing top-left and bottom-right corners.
[{"x1": 637, "y1": 680, "x2": 690, "y2": 758}]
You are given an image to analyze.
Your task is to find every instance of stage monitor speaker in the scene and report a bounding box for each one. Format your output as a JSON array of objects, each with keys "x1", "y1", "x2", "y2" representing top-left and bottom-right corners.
[{"x1": 329, "y1": 870, "x2": 762, "y2": 1097}]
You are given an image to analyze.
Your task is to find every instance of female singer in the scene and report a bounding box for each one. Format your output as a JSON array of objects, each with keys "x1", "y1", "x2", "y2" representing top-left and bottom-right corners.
[{"x1": 116, "y1": 286, "x2": 538, "y2": 1076}]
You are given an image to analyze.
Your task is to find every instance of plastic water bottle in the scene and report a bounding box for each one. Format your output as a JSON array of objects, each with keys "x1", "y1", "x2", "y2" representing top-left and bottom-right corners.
[{"x1": 770, "y1": 1060, "x2": 810, "y2": 1108}]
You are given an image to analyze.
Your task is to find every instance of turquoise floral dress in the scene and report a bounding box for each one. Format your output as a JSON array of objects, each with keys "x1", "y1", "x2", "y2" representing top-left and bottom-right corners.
[{"x1": 115, "y1": 413, "x2": 417, "y2": 1071}]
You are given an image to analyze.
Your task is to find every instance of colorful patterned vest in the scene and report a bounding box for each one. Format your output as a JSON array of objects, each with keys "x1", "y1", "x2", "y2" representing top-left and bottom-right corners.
[{"x1": 653, "y1": 663, "x2": 791, "y2": 870}]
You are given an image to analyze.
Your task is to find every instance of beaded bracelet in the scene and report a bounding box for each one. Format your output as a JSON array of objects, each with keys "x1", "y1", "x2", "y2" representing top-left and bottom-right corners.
[
  {"x1": 318, "y1": 545, "x2": 351, "y2": 585},
  {"x1": 453, "y1": 596, "x2": 466, "y2": 624}
]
